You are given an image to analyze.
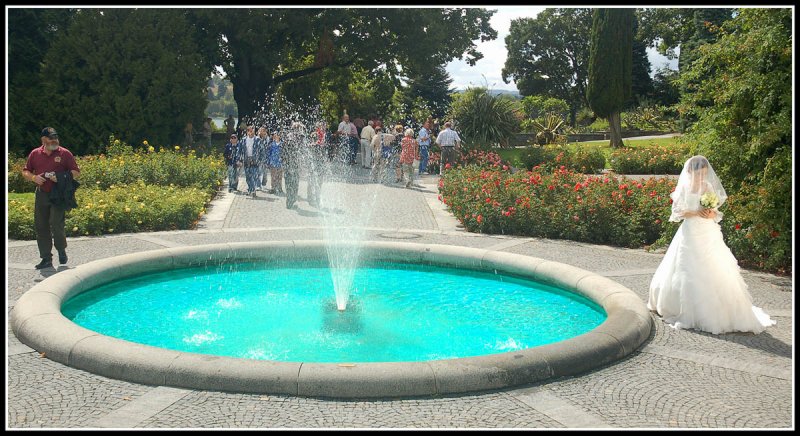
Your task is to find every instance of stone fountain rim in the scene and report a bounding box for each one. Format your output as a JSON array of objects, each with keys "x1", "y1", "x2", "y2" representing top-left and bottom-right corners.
[{"x1": 11, "y1": 240, "x2": 652, "y2": 399}]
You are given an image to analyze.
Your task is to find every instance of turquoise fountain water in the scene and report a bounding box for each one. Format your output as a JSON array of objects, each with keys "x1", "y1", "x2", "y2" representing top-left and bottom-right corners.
[{"x1": 61, "y1": 260, "x2": 606, "y2": 363}]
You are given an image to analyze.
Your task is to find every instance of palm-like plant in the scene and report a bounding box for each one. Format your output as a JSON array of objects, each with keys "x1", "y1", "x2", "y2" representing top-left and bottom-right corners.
[
  {"x1": 447, "y1": 87, "x2": 520, "y2": 150},
  {"x1": 530, "y1": 114, "x2": 565, "y2": 145}
]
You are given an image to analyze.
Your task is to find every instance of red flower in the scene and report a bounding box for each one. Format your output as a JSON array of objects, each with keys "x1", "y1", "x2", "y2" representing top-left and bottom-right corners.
[
  {"x1": 574, "y1": 183, "x2": 581, "y2": 191},
  {"x1": 573, "y1": 215, "x2": 580, "y2": 221},
  {"x1": 548, "y1": 185, "x2": 554, "y2": 190},
  {"x1": 771, "y1": 230, "x2": 780, "y2": 238},
  {"x1": 445, "y1": 163, "x2": 451, "y2": 169},
  {"x1": 502, "y1": 165, "x2": 508, "y2": 171},
  {"x1": 476, "y1": 215, "x2": 483, "y2": 223},
  {"x1": 626, "y1": 190, "x2": 633, "y2": 196},
  {"x1": 735, "y1": 223, "x2": 742, "y2": 230},
  {"x1": 655, "y1": 219, "x2": 661, "y2": 225}
]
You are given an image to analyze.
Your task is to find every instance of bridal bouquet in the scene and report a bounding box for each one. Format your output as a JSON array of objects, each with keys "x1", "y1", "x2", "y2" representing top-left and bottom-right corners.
[{"x1": 700, "y1": 191, "x2": 720, "y2": 209}]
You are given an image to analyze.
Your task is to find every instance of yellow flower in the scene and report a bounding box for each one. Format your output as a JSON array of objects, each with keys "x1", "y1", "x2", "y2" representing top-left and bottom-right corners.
[
  {"x1": 114, "y1": 139, "x2": 121, "y2": 146},
  {"x1": 108, "y1": 228, "x2": 114, "y2": 233},
  {"x1": 174, "y1": 145, "x2": 180, "y2": 151},
  {"x1": 72, "y1": 226, "x2": 78, "y2": 232},
  {"x1": 143, "y1": 140, "x2": 149, "y2": 146},
  {"x1": 124, "y1": 207, "x2": 131, "y2": 213},
  {"x1": 137, "y1": 220, "x2": 142, "y2": 224},
  {"x1": 148, "y1": 146, "x2": 155, "y2": 153},
  {"x1": 98, "y1": 212, "x2": 104, "y2": 219}
]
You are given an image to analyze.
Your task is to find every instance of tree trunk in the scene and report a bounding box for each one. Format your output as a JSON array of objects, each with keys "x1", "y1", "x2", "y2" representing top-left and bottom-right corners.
[
  {"x1": 608, "y1": 111, "x2": 623, "y2": 148},
  {"x1": 228, "y1": 52, "x2": 275, "y2": 129}
]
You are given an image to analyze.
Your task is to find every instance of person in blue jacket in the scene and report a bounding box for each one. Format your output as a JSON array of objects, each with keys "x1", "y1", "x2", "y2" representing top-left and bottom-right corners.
[{"x1": 223, "y1": 133, "x2": 239, "y2": 193}]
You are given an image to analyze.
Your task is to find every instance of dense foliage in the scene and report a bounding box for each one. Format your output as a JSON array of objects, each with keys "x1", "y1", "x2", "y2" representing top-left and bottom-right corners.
[
  {"x1": 31, "y1": 9, "x2": 211, "y2": 155},
  {"x1": 678, "y1": 7, "x2": 791, "y2": 273},
  {"x1": 502, "y1": 8, "x2": 593, "y2": 126}
]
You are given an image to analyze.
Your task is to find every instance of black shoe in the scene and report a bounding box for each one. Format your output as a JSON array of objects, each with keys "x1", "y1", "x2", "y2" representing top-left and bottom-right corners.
[
  {"x1": 35, "y1": 258, "x2": 53, "y2": 270},
  {"x1": 58, "y1": 249, "x2": 68, "y2": 264}
]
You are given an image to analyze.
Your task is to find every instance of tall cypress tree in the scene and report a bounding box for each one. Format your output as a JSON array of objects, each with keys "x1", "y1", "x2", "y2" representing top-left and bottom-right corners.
[{"x1": 587, "y1": 8, "x2": 635, "y2": 148}]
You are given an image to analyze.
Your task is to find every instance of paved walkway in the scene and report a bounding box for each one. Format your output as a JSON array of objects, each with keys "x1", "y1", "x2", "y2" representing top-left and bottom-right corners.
[{"x1": 6, "y1": 164, "x2": 794, "y2": 429}]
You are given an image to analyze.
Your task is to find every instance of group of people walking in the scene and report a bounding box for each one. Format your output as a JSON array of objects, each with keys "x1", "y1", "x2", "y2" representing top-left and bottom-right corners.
[
  {"x1": 223, "y1": 122, "x2": 323, "y2": 209},
  {"x1": 222, "y1": 114, "x2": 462, "y2": 208}
]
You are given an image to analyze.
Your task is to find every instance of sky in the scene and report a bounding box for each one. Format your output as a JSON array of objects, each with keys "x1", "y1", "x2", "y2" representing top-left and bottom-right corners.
[{"x1": 445, "y1": 6, "x2": 679, "y2": 92}]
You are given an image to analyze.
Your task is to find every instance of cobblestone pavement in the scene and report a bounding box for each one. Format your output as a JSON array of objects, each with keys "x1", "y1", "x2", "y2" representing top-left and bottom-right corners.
[{"x1": 6, "y1": 166, "x2": 794, "y2": 429}]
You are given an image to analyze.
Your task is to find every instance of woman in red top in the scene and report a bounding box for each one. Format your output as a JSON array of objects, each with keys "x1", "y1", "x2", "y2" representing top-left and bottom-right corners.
[{"x1": 399, "y1": 128, "x2": 419, "y2": 189}]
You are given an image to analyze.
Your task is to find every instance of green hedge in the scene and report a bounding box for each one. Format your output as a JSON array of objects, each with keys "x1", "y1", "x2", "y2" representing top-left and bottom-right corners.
[
  {"x1": 518, "y1": 144, "x2": 606, "y2": 174},
  {"x1": 609, "y1": 145, "x2": 690, "y2": 175}
]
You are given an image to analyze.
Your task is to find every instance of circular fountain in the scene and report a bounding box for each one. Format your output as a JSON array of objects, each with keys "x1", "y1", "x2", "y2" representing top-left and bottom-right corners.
[{"x1": 10, "y1": 240, "x2": 651, "y2": 398}]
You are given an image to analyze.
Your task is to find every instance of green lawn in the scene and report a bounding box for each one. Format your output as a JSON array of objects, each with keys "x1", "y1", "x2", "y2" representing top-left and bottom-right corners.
[{"x1": 497, "y1": 135, "x2": 688, "y2": 168}]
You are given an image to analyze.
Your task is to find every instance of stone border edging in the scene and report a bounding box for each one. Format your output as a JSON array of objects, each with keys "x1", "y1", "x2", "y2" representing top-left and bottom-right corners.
[{"x1": 10, "y1": 241, "x2": 651, "y2": 399}]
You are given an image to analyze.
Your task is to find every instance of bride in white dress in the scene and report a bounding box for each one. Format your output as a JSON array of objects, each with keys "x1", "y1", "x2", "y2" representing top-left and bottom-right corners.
[{"x1": 648, "y1": 155, "x2": 776, "y2": 334}]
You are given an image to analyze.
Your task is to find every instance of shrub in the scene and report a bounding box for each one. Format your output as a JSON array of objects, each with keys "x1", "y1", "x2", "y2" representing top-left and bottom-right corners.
[
  {"x1": 7, "y1": 156, "x2": 35, "y2": 193},
  {"x1": 77, "y1": 136, "x2": 225, "y2": 195},
  {"x1": 7, "y1": 182, "x2": 212, "y2": 240},
  {"x1": 439, "y1": 165, "x2": 676, "y2": 248},
  {"x1": 609, "y1": 145, "x2": 690, "y2": 175},
  {"x1": 519, "y1": 144, "x2": 606, "y2": 174},
  {"x1": 448, "y1": 87, "x2": 520, "y2": 149}
]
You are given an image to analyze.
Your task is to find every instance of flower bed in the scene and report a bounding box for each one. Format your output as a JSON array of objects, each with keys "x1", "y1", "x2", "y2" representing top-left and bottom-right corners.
[
  {"x1": 439, "y1": 165, "x2": 677, "y2": 248},
  {"x1": 8, "y1": 182, "x2": 212, "y2": 240},
  {"x1": 7, "y1": 136, "x2": 225, "y2": 240}
]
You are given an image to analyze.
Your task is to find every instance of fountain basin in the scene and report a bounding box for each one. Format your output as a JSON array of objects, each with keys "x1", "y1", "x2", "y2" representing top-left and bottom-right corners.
[{"x1": 11, "y1": 241, "x2": 652, "y2": 398}]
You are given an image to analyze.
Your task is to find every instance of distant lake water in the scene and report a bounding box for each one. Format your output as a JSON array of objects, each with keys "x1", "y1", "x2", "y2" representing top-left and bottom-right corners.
[{"x1": 211, "y1": 117, "x2": 238, "y2": 129}]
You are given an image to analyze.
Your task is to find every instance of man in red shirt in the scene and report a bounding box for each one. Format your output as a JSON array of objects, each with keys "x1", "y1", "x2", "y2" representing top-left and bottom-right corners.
[{"x1": 21, "y1": 127, "x2": 81, "y2": 269}]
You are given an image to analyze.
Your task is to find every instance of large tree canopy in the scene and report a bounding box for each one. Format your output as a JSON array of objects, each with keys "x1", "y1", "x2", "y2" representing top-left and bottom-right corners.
[
  {"x1": 8, "y1": 8, "x2": 76, "y2": 155},
  {"x1": 35, "y1": 8, "x2": 211, "y2": 154},
  {"x1": 189, "y1": 8, "x2": 496, "y2": 126},
  {"x1": 501, "y1": 8, "x2": 593, "y2": 126}
]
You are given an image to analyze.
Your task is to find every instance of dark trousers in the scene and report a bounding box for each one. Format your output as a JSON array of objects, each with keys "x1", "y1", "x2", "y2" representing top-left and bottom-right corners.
[
  {"x1": 34, "y1": 189, "x2": 67, "y2": 260},
  {"x1": 441, "y1": 146, "x2": 457, "y2": 174},
  {"x1": 349, "y1": 137, "x2": 359, "y2": 164},
  {"x1": 285, "y1": 169, "x2": 300, "y2": 208},
  {"x1": 244, "y1": 165, "x2": 260, "y2": 193}
]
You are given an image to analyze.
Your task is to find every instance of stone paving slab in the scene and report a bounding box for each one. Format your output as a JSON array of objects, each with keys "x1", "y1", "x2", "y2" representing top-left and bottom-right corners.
[{"x1": 5, "y1": 170, "x2": 794, "y2": 429}]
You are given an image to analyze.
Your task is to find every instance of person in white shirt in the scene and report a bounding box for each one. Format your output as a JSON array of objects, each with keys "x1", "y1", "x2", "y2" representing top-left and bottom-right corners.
[
  {"x1": 360, "y1": 120, "x2": 376, "y2": 168},
  {"x1": 336, "y1": 114, "x2": 357, "y2": 164},
  {"x1": 435, "y1": 121, "x2": 461, "y2": 175},
  {"x1": 369, "y1": 125, "x2": 396, "y2": 183}
]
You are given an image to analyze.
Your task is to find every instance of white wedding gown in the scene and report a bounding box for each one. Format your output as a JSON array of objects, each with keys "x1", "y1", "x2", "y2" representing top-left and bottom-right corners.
[{"x1": 648, "y1": 193, "x2": 776, "y2": 334}]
